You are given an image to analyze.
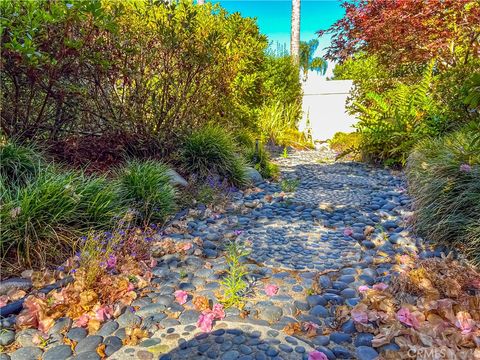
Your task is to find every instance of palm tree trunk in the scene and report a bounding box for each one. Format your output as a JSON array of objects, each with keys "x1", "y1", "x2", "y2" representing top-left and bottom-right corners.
[{"x1": 290, "y1": 0, "x2": 301, "y2": 63}]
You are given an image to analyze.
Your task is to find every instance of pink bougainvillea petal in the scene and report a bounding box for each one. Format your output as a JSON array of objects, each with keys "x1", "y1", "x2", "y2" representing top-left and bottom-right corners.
[
  {"x1": 372, "y1": 283, "x2": 388, "y2": 291},
  {"x1": 351, "y1": 308, "x2": 369, "y2": 324},
  {"x1": 96, "y1": 305, "x2": 113, "y2": 321},
  {"x1": 454, "y1": 311, "x2": 475, "y2": 334},
  {"x1": 265, "y1": 284, "x2": 279, "y2": 296},
  {"x1": 212, "y1": 303, "x2": 225, "y2": 320},
  {"x1": 358, "y1": 285, "x2": 370, "y2": 293},
  {"x1": 304, "y1": 321, "x2": 320, "y2": 331},
  {"x1": 75, "y1": 314, "x2": 90, "y2": 327},
  {"x1": 174, "y1": 290, "x2": 188, "y2": 305},
  {"x1": 197, "y1": 311, "x2": 215, "y2": 332},
  {"x1": 396, "y1": 307, "x2": 420, "y2": 329},
  {"x1": 308, "y1": 350, "x2": 329, "y2": 360}
]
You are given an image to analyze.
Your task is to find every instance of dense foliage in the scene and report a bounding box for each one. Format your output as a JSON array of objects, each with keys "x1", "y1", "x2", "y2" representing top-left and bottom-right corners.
[
  {"x1": 406, "y1": 123, "x2": 480, "y2": 265},
  {"x1": 1, "y1": 0, "x2": 302, "y2": 161},
  {"x1": 320, "y1": 0, "x2": 480, "y2": 70},
  {"x1": 328, "y1": 131, "x2": 360, "y2": 160},
  {"x1": 322, "y1": 0, "x2": 480, "y2": 166}
]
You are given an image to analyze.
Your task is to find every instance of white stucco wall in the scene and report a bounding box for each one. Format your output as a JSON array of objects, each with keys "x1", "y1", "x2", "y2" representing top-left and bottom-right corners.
[{"x1": 299, "y1": 74, "x2": 357, "y2": 141}]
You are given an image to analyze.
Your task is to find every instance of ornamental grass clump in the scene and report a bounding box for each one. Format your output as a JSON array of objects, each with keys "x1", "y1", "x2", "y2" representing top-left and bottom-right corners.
[
  {"x1": 406, "y1": 123, "x2": 480, "y2": 265},
  {"x1": 1, "y1": 169, "x2": 82, "y2": 267},
  {"x1": 181, "y1": 125, "x2": 248, "y2": 187},
  {"x1": 117, "y1": 159, "x2": 176, "y2": 225},
  {"x1": 0, "y1": 167, "x2": 126, "y2": 268},
  {"x1": 0, "y1": 142, "x2": 42, "y2": 191}
]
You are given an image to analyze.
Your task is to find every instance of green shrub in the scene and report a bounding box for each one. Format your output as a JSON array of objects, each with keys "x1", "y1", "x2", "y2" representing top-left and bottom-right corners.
[
  {"x1": 354, "y1": 61, "x2": 444, "y2": 166},
  {"x1": 329, "y1": 132, "x2": 361, "y2": 160},
  {"x1": 0, "y1": 142, "x2": 42, "y2": 191},
  {"x1": 181, "y1": 126, "x2": 247, "y2": 187},
  {"x1": 406, "y1": 123, "x2": 480, "y2": 265},
  {"x1": 1, "y1": 0, "x2": 269, "y2": 154},
  {"x1": 117, "y1": 160, "x2": 176, "y2": 224},
  {"x1": 233, "y1": 128, "x2": 256, "y2": 149},
  {"x1": 280, "y1": 178, "x2": 300, "y2": 193}
]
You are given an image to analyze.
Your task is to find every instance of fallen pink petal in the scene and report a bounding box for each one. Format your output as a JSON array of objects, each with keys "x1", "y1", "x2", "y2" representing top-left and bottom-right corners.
[
  {"x1": 308, "y1": 350, "x2": 329, "y2": 360},
  {"x1": 197, "y1": 311, "x2": 215, "y2": 332},
  {"x1": 75, "y1": 314, "x2": 90, "y2": 327},
  {"x1": 212, "y1": 303, "x2": 225, "y2": 320},
  {"x1": 454, "y1": 311, "x2": 475, "y2": 334},
  {"x1": 174, "y1": 290, "x2": 188, "y2": 305},
  {"x1": 372, "y1": 283, "x2": 388, "y2": 291},
  {"x1": 265, "y1": 284, "x2": 279, "y2": 296},
  {"x1": 358, "y1": 285, "x2": 370, "y2": 292},
  {"x1": 396, "y1": 307, "x2": 420, "y2": 329}
]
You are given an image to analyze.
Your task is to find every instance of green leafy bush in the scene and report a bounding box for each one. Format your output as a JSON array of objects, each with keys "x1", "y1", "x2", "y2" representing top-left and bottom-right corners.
[
  {"x1": 280, "y1": 178, "x2": 300, "y2": 192},
  {"x1": 0, "y1": 142, "x2": 42, "y2": 191},
  {"x1": 117, "y1": 160, "x2": 176, "y2": 224},
  {"x1": 181, "y1": 126, "x2": 247, "y2": 187},
  {"x1": 354, "y1": 62, "x2": 444, "y2": 166},
  {"x1": 406, "y1": 123, "x2": 480, "y2": 265},
  {"x1": 221, "y1": 241, "x2": 250, "y2": 308},
  {"x1": 1, "y1": 0, "x2": 269, "y2": 156}
]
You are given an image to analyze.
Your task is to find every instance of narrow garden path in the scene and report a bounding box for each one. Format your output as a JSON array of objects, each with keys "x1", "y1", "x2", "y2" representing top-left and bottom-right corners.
[{"x1": 4, "y1": 149, "x2": 446, "y2": 360}]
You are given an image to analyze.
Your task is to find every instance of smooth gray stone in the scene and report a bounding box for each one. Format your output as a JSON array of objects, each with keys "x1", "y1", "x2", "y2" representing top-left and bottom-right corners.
[
  {"x1": 75, "y1": 335, "x2": 103, "y2": 353},
  {"x1": 166, "y1": 168, "x2": 188, "y2": 187},
  {"x1": 42, "y1": 345, "x2": 72, "y2": 360},
  {"x1": 0, "y1": 330, "x2": 15, "y2": 346},
  {"x1": 10, "y1": 347, "x2": 43, "y2": 360},
  {"x1": 179, "y1": 310, "x2": 201, "y2": 325},
  {"x1": 117, "y1": 309, "x2": 141, "y2": 327},
  {"x1": 356, "y1": 346, "x2": 379, "y2": 360},
  {"x1": 310, "y1": 305, "x2": 329, "y2": 317}
]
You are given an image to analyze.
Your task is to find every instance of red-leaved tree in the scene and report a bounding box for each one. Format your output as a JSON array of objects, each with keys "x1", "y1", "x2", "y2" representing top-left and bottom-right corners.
[{"x1": 318, "y1": 0, "x2": 480, "y2": 69}]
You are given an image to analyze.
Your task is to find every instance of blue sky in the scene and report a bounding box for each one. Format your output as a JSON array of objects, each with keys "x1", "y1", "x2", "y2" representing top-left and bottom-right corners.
[{"x1": 213, "y1": 1, "x2": 345, "y2": 57}]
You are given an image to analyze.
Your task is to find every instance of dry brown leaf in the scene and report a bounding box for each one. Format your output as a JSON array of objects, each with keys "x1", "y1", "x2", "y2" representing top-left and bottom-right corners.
[
  {"x1": 193, "y1": 296, "x2": 210, "y2": 311},
  {"x1": 63, "y1": 337, "x2": 77, "y2": 351},
  {"x1": 88, "y1": 318, "x2": 101, "y2": 334},
  {"x1": 283, "y1": 322, "x2": 301, "y2": 336},
  {"x1": 96, "y1": 343, "x2": 107, "y2": 359},
  {"x1": 239, "y1": 310, "x2": 250, "y2": 319}
]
